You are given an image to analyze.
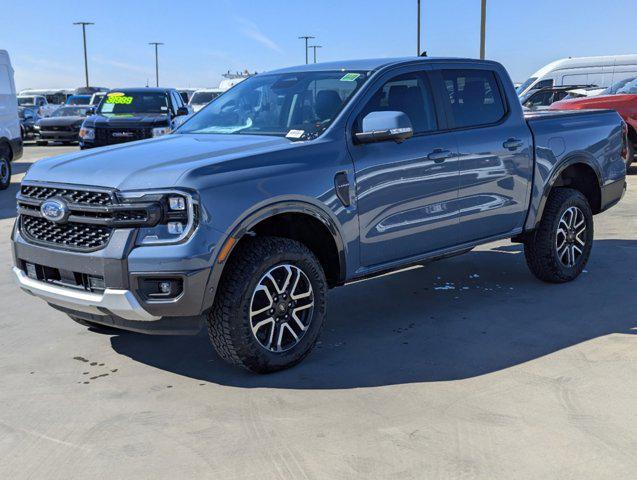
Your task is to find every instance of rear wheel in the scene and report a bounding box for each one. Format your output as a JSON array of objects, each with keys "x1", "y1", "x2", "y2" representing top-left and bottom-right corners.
[
  {"x1": 0, "y1": 150, "x2": 11, "y2": 190},
  {"x1": 207, "y1": 236, "x2": 327, "y2": 373},
  {"x1": 524, "y1": 188, "x2": 593, "y2": 283},
  {"x1": 627, "y1": 142, "x2": 635, "y2": 170}
]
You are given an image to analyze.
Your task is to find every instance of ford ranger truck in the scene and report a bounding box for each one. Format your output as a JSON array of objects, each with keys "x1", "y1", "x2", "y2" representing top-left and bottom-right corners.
[{"x1": 12, "y1": 58, "x2": 628, "y2": 373}]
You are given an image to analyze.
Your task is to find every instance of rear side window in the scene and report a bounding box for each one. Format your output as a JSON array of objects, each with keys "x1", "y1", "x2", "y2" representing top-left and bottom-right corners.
[
  {"x1": 441, "y1": 69, "x2": 506, "y2": 128},
  {"x1": 359, "y1": 72, "x2": 438, "y2": 134}
]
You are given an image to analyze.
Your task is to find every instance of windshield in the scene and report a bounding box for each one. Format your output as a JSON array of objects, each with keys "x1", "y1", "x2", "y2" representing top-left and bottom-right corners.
[
  {"x1": 97, "y1": 91, "x2": 169, "y2": 116},
  {"x1": 600, "y1": 77, "x2": 637, "y2": 95},
  {"x1": 179, "y1": 71, "x2": 368, "y2": 140},
  {"x1": 18, "y1": 97, "x2": 37, "y2": 106},
  {"x1": 67, "y1": 96, "x2": 91, "y2": 105},
  {"x1": 190, "y1": 91, "x2": 222, "y2": 105},
  {"x1": 52, "y1": 106, "x2": 89, "y2": 117},
  {"x1": 516, "y1": 77, "x2": 537, "y2": 94}
]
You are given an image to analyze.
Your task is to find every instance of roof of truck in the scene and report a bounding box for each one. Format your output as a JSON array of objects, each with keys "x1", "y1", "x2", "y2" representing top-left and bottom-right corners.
[{"x1": 267, "y1": 57, "x2": 493, "y2": 74}]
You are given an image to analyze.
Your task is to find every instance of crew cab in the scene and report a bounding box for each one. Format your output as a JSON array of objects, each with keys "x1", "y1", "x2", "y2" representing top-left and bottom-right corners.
[
  {"x1": 78, "y1": 87, "x2": 192, "y2": 148},
  {"x1": 12, "y1": 58, "x2": 628, "y2": 373}
]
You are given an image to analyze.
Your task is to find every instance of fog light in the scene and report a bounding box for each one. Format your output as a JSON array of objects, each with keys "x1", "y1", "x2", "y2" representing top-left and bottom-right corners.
[
  {"x1": 167, "y1": 221, "x2": 184, "y2": 235},
  {"x1": 159, "y1": 281, "x2": 172, "y2": 294},
  {"x1": 168, "y1": 196, "x2": 186, "y2": 211}
]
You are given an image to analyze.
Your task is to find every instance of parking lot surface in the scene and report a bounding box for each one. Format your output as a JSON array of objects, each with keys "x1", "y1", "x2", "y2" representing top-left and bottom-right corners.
[{"x1": 1, "y1": 144, "x2": 636, "y2": 479}]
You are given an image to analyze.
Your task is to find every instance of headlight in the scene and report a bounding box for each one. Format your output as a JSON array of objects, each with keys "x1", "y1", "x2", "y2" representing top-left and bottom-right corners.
[
  {"x1": 79, "y1": 127, "x2": 95, "y2": 140},
  {"x1": 152, "y1": 127, "x2": 171, "y2": 137},
  {"x1": 118, "y1": 189, "x2": 198, "y2": 245}
]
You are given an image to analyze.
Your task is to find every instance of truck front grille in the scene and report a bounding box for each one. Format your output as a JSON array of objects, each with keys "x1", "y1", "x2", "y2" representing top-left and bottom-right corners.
[
  {"x1": 94, "y1": 127, "x2": 152, "y2": 145},
  {"x1": 17, "y1": 182, "x2": 163, "y2": 252},
  {"x1": 21, "y1": 185, "x2": 113, "y2": 205},
  {"x1": 21, "y1": 216, "x2": 112, "y2": 251}
]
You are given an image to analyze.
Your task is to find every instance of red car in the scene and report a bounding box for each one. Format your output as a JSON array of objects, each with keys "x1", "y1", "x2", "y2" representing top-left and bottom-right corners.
[{"x1": 551, "y1": 77, "x2": 637, "y2": 166}]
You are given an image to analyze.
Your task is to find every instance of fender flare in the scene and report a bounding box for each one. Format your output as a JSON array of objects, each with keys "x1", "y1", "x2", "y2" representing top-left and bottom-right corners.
[
  {"x1": 530, "y1": 153, "x2": 602, "y2": 230},
  {"x1": 201, "y1": 199, "x2": 348, "y2": 312}
]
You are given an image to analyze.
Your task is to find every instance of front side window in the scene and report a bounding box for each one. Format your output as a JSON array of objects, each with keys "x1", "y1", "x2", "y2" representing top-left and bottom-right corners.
[
  {"x1": 178, "y1": 71, "x2": 368, "y2": 140},
  {"x1": 601, "y1": 77, "x2": 637, "y2": 95},
  {"x1": 358, "y1": 72, "x2": 438, "y2": 133},
  {"x1": 516, "y1": 76, "x2": 537, "y2": 94},
  {"x1": 441, "y1": 69, "x2": 506, "y2": 128},
  {"x1": 97, "y1": 91, "x2": 169, "y2": 116}
]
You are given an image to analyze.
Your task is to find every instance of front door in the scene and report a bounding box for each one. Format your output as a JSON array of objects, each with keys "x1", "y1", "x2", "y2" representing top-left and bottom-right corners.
[{"x1": 348, "y1": 68, "x2": 460, "y2": 268}]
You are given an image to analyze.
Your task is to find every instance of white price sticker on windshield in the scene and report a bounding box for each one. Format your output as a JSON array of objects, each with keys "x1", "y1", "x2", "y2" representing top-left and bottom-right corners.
[{"x1": 286, "y1": 129, "x2": 305, "y2": 139}]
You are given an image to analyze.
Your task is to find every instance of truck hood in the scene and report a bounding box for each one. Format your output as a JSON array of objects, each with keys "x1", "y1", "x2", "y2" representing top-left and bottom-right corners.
[
  {"x1": 551, "y1": 94, "x2": 637, "y2": 110},
  {"x1": 24, "y1": 133, "x2": 292, "y2": 190}
]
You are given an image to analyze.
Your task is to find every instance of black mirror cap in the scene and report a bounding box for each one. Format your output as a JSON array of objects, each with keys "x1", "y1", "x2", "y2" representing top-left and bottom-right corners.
[{"x1": 176, "y1": 106, "x2": 189, "y2": 116}]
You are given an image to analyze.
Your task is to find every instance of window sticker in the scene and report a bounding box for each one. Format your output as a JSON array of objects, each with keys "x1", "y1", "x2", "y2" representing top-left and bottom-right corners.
[
  {"x1": 286, "y1": 129, "x2": 305, "y2": 139},
  {"x1": 101, "y1": 102, "x2": 114, "y2": 113},
  {"x1": 340, "y1": 73, "x2": 360, "y2": 82},
  {"x1": 105, "y1": 94, "x2": 133, "y2": 105}
]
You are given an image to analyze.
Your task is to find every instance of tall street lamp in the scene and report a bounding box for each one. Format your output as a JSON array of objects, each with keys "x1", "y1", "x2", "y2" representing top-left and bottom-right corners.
[
  {"x1": 309, "y1": 45, "x2": 322, "y2": 64},
  {"x1": 298, "y1": 35, "x2": 315, "y2": 64},
  {"x1": 416, "y1": 0, "x2": 421, "y2": 56},
  {"x1": 73, "y1": 21, "x2": 94, "y2": 88},
  {"x1": 148, "y1": 42, "x2": 164, "y2": 87},
  {"x1": 480, "y1": 0, "x2": 487, "y2": 59}
]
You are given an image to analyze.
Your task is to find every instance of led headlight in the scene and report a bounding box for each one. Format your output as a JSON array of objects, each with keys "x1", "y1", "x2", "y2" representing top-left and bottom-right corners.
[
  {"x1": 152, "y1": 127, "x2": 171, "y2": 137},
  {"x1": 79, "y1": 127, "x2": 95, "y2": 140},
  {"x1": 118, "y1": 190, "x2": 198, "y2": 246}
]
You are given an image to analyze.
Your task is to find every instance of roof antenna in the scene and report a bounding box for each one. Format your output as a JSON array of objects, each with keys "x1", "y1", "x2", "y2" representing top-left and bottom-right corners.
[{"x1": 420, "y1": 51, "x2": 428, "y2": 57}]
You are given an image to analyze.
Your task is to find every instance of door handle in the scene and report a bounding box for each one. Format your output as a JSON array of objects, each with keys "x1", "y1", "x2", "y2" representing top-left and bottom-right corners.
[
  {"x1": 503, "y1": 138, "x2": 523, "y2": 151},
  {"x1": 427, "y1": 149, "x2": 453, "y2": 163}
]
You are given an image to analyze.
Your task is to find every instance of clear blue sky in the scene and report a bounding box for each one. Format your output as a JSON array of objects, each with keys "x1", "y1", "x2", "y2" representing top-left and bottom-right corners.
[{"x1": 1, "y1": 0, "x2": 635, "y2": 90}]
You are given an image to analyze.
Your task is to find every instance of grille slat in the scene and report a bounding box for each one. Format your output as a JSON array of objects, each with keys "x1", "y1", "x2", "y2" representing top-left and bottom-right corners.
[
  {"x1": 21, "y1": 185, "x2": 112, "y2": 205},
  {"x1": 21, "y1": 216, "x2": 112, "y2": 251}
]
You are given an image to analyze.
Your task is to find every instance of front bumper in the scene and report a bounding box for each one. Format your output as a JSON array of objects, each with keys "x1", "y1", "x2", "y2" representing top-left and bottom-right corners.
[
  {"x1": 39, "y1": 130, "x2": 79, "y2": 141},
  {"x1": 13, "y1": 267, "x2": 158, "y2": 321}
]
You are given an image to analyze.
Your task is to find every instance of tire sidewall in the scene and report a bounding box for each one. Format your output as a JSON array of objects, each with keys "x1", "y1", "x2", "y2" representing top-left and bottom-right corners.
[
  {"x1": 0, "y1": 154, "x2": 11, "y2": 189},
  {"x1": 233, "y1": 247, "x2": 327, "y2": 371},
  {"x1": 547, "y1": 192, "x2": 594, "y2": 278}
]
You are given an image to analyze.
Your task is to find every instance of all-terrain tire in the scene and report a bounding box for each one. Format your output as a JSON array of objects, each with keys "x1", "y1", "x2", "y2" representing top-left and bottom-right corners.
[
  {"x1": 207, "y1": 236, "x2": 327, "y2": 373},
  {"x1": 524, "y1": 188, "x2": 593, "y2": 283}
]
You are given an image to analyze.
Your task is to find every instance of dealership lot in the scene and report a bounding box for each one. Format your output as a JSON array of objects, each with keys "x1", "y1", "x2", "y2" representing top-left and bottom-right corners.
[{"x1": 1, "y1": 145, "x2": 636, "y2": 479}]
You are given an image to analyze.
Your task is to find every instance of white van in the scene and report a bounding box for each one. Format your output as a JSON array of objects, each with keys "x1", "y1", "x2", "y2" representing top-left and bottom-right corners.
[
  {"x1": 0, "y1": 49, "x2": 22, "y2": 190},
  {"x1": 517, "y1": 54, "x2": 637, "y2": 96}
]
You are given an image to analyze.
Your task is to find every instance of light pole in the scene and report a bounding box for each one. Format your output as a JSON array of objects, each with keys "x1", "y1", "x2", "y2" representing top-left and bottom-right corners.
[
  {"x1": 480, "y1": 0, "x2": 487, "y2": 59},
  {"x1": 309, "y1": 45, "x2": 322, "y2": 64},
  {"x1": 73, "y1": 21, "x2": 94, "y2": 88},
  {"x1": 416, "y1": 0, "x2": 421, "y2": 56},
  {"x1": 148, "y1": 42, "x2": 164, "y2": 87},
  {"x1": 298, "y1": 35, "x2": 315, "y2": 64}
]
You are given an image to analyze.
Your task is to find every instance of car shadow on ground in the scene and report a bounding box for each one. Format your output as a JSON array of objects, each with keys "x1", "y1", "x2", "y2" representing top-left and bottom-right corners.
[{"x1": 109, "y1": 239, "x2": 637, "y2": 389}]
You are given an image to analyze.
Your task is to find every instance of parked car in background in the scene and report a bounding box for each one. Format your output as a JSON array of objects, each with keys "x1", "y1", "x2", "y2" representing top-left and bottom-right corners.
[
  {"x1": 520, "y1": 84, "x2": 596, "y2": 109},
  {"x1": 12, "y1": 57, "x2": 628, "y2": 372},
  {"x1": 517, "y1": 54, "x2": 637, "y2": 96},
  {"x1": 0, "y1": 49, "x2": 22, "y2": 190},
  {"x1": 90, "y1": 91, "x2": 108, "y2": 106},
  {"x1": 551, "y1": 77, "x2": 637, "y2": 166},
  {"x1": 18, "y1": 104, "x2": 41, "y2": 140},
  {"x1": 19, "y1": 88, "x2": 72, "y2": 107},
  {"x1": 17, "y1": 94, "x2": 58, "y2": 117},
  {"x1": 79, "y1": 87, "x2": 192, "y2": 148},
  {"x1": 188, "y1": 88, "x2": 223, "y2": 112},
  {"x1": 65, "y1": 94, "x2": 92, "y2": 106},
  {"x1": 178, "y1": 88, "x2": 198, "y2": 103},
  {"x1": 35, "y1": 105, "x2": 92, "y2": 145}
]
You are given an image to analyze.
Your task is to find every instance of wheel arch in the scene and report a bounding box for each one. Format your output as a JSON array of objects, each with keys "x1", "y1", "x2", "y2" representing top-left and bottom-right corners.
[
  {"x1": 202, "y1": 200, "x2": 348, "y2": 312},
  {"x1": 532, "y1": 155, "x2": 602, "y2": 229}
]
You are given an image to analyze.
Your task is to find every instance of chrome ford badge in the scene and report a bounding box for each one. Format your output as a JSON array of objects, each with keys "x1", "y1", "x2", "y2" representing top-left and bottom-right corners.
[{"x1": 40, "y1": 198, "x2": 69, "y2": 223}]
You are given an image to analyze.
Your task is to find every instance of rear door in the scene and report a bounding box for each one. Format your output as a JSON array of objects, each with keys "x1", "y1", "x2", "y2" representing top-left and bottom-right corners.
[
  {"x1": 348, "y1": 65, "x2": 460, "y2": 267},
  {"x1": 432, "y1": 66, "x2": 533, "y2": 243}
]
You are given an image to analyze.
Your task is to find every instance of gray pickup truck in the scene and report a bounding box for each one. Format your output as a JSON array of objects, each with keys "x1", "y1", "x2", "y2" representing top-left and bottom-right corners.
[{"x1": 12, "y1": 58, "x2": 628, "y2": 372}]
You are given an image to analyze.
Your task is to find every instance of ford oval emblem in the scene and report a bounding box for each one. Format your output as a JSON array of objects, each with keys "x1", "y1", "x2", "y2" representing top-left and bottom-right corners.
[{"x1": 40, "y1": 198, "x2": 69, "y2": 223}]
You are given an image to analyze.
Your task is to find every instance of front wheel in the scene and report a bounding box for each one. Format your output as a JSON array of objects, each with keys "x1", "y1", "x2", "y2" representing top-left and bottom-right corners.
[
  {"x1": 524, "y1": 188, "x2": 593, "y2": 283},
  {"x1": 207, "y1": 236, "x2": 327, "y2": 373}
]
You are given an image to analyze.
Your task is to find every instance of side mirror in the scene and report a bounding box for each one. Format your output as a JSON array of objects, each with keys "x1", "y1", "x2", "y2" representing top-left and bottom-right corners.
[
  {"x1": 176, "y1": 106, "x2": 189, "y2": 116},
  {"x1": 355, "y1": 111, "x2": 414, "y2": 144},
  {"x1": 86, "y1": 107, "x2": 95, "y2": 115}
]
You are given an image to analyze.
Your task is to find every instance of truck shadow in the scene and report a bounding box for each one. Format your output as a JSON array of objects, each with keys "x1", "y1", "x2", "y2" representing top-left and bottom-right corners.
[{"x1": 109, "y1": 238, "x2": 637, "y2": 389}]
